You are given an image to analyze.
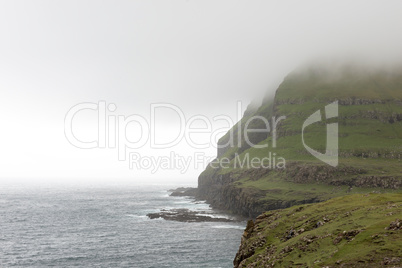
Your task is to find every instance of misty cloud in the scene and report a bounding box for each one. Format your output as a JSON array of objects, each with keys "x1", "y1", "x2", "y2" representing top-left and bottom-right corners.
[{"x1": 1, "y1": 0, "x2": 402, "y2": 181}]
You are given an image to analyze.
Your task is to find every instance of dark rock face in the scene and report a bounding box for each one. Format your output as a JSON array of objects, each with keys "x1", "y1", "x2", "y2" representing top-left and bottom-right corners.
[
  {"x1": 197, "y1": 165, "x2": 402, "y2": 220},
  {"x1": 233, "y1": 216, "x2": 272, "y2": 268},
  {"x1": 147, "y1": 208, "x2": 234, "y2": 222},
  {"x1": 197, "y1": 171, "x2": 265, "y2": 218},
  {"x1": 197, "y1": 169, "x2": 321, "y2": 219}
]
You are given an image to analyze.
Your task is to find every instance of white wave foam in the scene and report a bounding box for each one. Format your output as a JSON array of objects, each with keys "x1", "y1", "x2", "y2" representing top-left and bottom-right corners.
[{"x1": 211, "y1": 225, "x2": 245, "y2": 230}]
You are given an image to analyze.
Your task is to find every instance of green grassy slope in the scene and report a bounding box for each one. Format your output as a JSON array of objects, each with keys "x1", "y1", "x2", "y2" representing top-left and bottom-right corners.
[
  {"x1": 234, "y1": 193, "x2": 402, "y2": 267},
  {"x1": 198, "y1": 64, "x2": 402, "y2": 212},
  {"x1": 198, "y1": 65, "x2": 402, "y2": 220},
  {"x1": 219, "y1": 64, "x2": 402, "y2": 164},
  {"x1": 273, "y1": 65, "x2": 402, "y2": 161}
]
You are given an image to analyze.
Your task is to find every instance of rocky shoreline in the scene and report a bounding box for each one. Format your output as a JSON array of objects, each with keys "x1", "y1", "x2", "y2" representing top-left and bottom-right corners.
[
  {"x1": 147, "y1": 208, "x2": 234, "y2": 223},
  {"x1": 147, "y1": 187, "x2": 241, "y2": 223}
]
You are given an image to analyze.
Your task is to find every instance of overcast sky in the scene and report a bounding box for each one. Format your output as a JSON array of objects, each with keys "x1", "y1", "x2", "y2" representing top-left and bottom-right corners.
[{"x1": 1, "y1": 0, "x2": 402, "y2": 184}]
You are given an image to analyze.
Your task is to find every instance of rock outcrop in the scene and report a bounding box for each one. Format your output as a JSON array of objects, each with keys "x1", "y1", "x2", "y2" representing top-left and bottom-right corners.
[{"x1": 147, "y1": 208, "x2": 234, "y2": 222}]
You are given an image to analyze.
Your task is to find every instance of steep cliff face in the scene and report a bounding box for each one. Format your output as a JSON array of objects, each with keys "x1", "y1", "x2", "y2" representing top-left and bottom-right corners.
[
  {"x1": 216, "y1": 98, "x2": 275, "y2": 159},
  {"x1": 197, "y1": 64, "x2": 402, "y2": 218}
]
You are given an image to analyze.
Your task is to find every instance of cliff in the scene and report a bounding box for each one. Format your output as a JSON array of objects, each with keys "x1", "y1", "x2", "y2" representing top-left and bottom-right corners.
[{"x1": 197, "y1": 63, "x2": 402, "y2": 218}]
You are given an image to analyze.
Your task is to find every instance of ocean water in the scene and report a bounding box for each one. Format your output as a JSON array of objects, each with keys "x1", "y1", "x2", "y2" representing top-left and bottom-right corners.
[{"x1": 0, "y1": 181, "x2": 245, "y2": 267}]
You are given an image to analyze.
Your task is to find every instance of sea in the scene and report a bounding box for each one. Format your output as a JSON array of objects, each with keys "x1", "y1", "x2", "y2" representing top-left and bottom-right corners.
[{"x1": 0, "y1": 180, "x2": 245, "y2": 267}]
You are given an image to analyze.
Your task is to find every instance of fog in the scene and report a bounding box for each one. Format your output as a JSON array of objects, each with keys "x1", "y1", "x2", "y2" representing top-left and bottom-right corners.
[{"x1": 1, "y1": 0, "x2": 402, "y2": 184}]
